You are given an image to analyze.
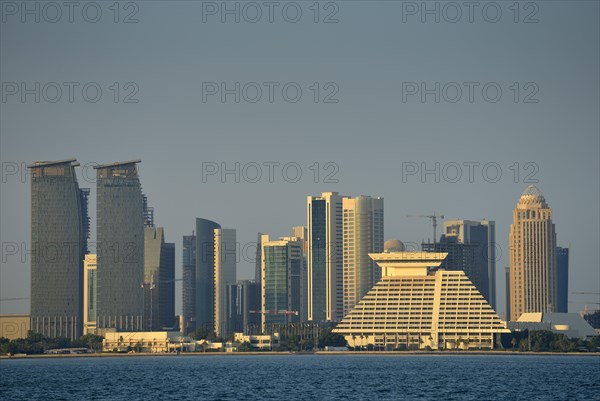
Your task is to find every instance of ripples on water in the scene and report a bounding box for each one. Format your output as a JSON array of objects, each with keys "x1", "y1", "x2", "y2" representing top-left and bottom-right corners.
[{"x1": 1, "y1": 355, "x2": 599, "y2": 400}]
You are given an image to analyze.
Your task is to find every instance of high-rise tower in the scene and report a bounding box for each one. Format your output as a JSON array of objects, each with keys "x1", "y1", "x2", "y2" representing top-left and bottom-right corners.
[
  {"x1": 95, "y1": 160, "x2": 144, "y2": 332},
  {"x1": 307, "y1": 192, "x2": 343, "y2": 322},
  {"x1": 213, "y1": 228, "x2": 236, "y2": 337},
  {"x1": 143, "y1": 227, "x2": 175, "y2": 330},
  {"x1": 195, "y1": 218, "x2": 221, "y2": 330},
  {"x1": 509, "y1": 185, "x2": 557, "y2": 321},
  {"x1": 261, "y1": 235, "x2": 303, "y2": 332},
  {"x1": 342, "y1": 196, "x2": 384, "y2": 316},
  {"x1": 28, "y1": 158, "x2": 89, "y2": 340}
]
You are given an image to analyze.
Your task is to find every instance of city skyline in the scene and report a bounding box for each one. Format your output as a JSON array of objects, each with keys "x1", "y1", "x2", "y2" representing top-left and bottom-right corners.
[
  {"x1": 1, "y1": 1, "x2": 598, "y2": 400},
  {"x1": 1, "y1": 159, "x2": 598, "y2": 320}
]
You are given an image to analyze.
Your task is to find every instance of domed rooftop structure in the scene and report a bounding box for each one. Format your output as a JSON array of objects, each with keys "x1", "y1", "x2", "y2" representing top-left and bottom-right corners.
[
  {"x1": 517, "y1": 185, "x2": 548, "y2": 209},
  {"x1": 384, "y1": 239, "x2": 405, "y2": 252}
]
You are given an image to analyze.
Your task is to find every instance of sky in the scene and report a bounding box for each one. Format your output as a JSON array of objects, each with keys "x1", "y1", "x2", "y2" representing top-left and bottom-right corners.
[{"x1": 1, "y1": 1, "x2": 599, "y2": 317}]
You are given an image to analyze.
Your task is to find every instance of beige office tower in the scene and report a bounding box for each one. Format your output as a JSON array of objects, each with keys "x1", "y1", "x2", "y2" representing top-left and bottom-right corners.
[
  {"x1": 213, "y1": 228, "x2": 237, "y2": 337},
  {"x1": 83, "y1": 254, "x2": 97, "y2": 335},
  {"x1": 509, "y1": 185, "x2": 557, "y2": 321},
  {"x1": 307, "y1": 192, "x2": 344, "y2": 322},
  {"x1": 342, "y1": 196, "x2": 384, "y2": 316}
]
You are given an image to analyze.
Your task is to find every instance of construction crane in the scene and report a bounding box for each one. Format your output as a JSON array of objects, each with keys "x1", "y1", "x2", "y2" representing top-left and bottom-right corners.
[{"x1": 407, "y1": 212, "x2": 445, "y2": 244}]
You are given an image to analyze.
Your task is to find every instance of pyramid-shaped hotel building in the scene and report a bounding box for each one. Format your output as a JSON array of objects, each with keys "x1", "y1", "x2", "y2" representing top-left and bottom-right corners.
[{"x1": 333, "y1": 244, "x2": 509, "y2": 350}]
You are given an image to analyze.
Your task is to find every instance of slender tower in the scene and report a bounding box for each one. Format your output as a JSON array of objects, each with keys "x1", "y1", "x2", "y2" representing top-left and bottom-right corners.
[
  {"x1": 307, "y1": 192, "x2": 343, "y2": 322},
  {"x1": 509, "y1": 185, "x2": 557, "y2": 321}
]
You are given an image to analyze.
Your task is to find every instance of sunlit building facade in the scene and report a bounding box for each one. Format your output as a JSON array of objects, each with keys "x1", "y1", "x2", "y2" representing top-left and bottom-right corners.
[
  {"x1": 509, "y1": 185, "x2": 557, "y2": 321},
  {"x1": 334, "y1": 249, "x2": 509, "y2": 349},
  {"x1": 342, "y1": 196, "x2": 384, "y2": 316}
]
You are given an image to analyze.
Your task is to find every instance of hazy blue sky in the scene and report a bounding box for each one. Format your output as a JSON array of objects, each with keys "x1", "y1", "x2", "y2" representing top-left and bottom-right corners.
[{"x1": 1, "y1": 1, "x2": 599, "y2": 317}]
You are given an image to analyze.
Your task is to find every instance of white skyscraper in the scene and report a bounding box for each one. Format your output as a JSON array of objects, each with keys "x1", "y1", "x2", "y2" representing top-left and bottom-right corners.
[{"x1": 342, "y1": 196, "x2": 384, "y2": 316}]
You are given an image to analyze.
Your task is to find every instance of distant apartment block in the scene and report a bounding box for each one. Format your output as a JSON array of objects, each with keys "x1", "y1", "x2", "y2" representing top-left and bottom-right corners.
[{"x1": 28, "y1": 158, "x2": 89, "y2": 340}]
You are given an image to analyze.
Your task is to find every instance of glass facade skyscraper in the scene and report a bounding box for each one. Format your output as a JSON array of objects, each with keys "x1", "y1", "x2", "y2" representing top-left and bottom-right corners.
[
  {"x1": 307, "y1": 192, "x2": 343, "y2": 322},
  {"x1": 214, "y1": 228, "x2": 237, "y2": 337},
  {"x1": 261, "y1": 236, "x2": 302, "y2": 331},
  {"x1": 143, "y1": 227, "x2": 175, "y2": 330},
  {"x1": 95, "y1": 160, "x2": 144, "y2": 331},
  {"x1": 28, "y1": 158, "x2": 89, "y2": 340},
  {"x1": 195, "y1": 218, "x2": 221, "y2": 330}
]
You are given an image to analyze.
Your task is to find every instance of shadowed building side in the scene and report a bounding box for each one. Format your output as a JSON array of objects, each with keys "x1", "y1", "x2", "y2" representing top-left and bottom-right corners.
[
  {"x1": 195, "y1": 218, "x2": 221, "y2": 331},
  {"x1": 182, "y1": 232, "x2": 196, "y2": 334}
]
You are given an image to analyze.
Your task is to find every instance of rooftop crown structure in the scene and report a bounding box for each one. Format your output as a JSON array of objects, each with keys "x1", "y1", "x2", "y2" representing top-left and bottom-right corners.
[{"x1": 333, "y1": 248, "x2": 509, "y2": 350}]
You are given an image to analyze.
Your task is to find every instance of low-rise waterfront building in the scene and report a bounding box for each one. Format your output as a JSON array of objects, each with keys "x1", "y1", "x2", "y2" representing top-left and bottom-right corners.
[
  {"x1": 102, "y1": 331, "x2": 193, "y2": 352},
  {"x1": 233, "y1": 332, "x2": 280, "y2": 350},
  {"x1": 510, "y1": 312, "x2": 597, "y2": 339}
]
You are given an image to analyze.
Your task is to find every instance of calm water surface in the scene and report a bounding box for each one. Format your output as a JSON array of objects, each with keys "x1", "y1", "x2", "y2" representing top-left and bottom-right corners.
[{"x1": 1, "y1": 355, "x2": 599, "y2": 400}]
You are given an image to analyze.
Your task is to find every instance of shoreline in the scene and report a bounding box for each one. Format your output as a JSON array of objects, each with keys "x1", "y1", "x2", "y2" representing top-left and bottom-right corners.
[{"x1": 2, "y1": 350, "x2": 599, "y2": 360}]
